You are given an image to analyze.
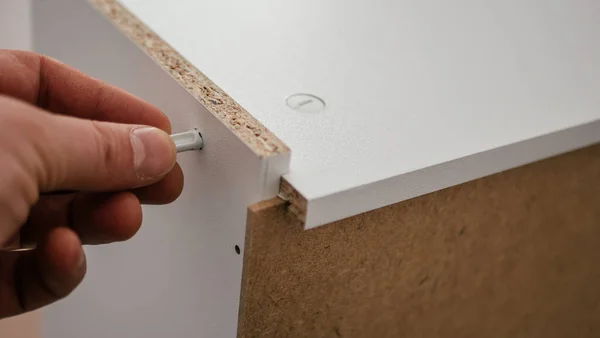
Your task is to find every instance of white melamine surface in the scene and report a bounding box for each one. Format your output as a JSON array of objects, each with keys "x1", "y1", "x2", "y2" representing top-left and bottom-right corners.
[
  {"x1": 121, "y1": 0, "x2": 600, "y2": 227},
  {"x1": 35, "y1": 1, "x2": 288, "y2": 337},
  {"x1": 0, "y1": 0, "x2": 31, "y2": 50}
]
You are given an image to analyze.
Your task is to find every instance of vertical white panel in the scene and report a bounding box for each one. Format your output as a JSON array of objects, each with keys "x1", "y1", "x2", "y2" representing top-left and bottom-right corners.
[{"x1": 0, "y1": 0, "x2": 31, "y2": 50}]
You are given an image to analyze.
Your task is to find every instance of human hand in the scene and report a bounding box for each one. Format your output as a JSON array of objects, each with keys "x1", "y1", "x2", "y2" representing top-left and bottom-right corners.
[{"x1": 0, "y1": 50, "x2": 183, "y2": 318}]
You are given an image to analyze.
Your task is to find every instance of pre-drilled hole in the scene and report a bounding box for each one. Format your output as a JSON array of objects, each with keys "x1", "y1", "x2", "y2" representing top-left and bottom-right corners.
[
  {"x1": 286, "y1": 93, "x2": 326, "y2": 113},
  {"x1": 234, "y1": 245, "x2": 240, "y2": 255}
]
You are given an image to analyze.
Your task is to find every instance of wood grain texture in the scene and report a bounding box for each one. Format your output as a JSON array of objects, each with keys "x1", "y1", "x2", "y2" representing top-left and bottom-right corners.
[{"x1": 240, "y1": 143, "x2": 600, "y2": 338}]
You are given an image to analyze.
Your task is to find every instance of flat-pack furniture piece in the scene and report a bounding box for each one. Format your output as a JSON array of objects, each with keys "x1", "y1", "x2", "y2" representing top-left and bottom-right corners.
[{"x1": 28, "y1": 0, "x2": 600, "y2": 337}]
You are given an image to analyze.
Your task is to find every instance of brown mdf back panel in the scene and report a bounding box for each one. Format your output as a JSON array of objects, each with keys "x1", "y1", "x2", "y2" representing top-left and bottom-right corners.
[{"x1": 240, "y1": 144, "x2": 600, "y2": 338}]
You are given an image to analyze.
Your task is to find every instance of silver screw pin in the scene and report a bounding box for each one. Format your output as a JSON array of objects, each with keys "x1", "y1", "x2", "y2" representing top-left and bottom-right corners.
[{"x1": 171, "y1": 129, "x2": 204, "y2": 153}]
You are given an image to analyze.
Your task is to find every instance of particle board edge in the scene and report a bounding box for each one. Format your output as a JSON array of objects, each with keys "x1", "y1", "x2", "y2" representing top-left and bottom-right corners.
[
  {"x1": 88, "y1": 0, "x2": 289, "y2": 158},
  {"x1": 278, "y1": 177, "x2": 307, "y2": 224}
]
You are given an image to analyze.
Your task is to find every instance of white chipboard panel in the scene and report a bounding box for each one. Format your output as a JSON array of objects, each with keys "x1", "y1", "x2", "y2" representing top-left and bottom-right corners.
[
  {"x1": 119, "y1": 0, "x2": 600, "y2": 228},
  {"x1": 33, "y1": 1, "x2": 289, "y2": 337}
]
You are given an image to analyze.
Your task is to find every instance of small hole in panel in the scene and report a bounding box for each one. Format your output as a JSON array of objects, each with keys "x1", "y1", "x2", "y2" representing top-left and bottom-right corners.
[{"x1": 235, "y1": 245, "x2": 241, "y2": 255}]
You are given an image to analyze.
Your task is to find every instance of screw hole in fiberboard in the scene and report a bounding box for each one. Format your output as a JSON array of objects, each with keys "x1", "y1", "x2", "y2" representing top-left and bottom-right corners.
[{"x1": 235, "y1": 245, "x2": 241, "y2": 255}]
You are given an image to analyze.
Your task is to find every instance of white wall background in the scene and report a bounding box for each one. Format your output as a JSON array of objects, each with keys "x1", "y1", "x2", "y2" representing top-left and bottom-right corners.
[{"x1": 0, "y1": 0, "x2": 31, "y2": 50}]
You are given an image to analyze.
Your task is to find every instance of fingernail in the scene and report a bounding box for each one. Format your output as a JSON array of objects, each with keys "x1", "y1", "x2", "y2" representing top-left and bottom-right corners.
[
  {"x1": 77, "y1": 248, "x2": 86, "y2": 270},
  {"x1": 131, "y1": 127, "x2": 176, "y2": 179}
]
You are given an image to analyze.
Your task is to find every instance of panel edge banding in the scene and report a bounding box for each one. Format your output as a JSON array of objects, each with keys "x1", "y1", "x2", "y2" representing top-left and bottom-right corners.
[{"x1": 291, "y1": 119, "x2": 600, "y2": 229}]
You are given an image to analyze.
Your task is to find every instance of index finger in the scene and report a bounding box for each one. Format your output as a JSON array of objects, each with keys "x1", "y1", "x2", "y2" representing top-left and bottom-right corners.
[{"x1": 0, "y1": 50, "x2": 171, "y2": 133}]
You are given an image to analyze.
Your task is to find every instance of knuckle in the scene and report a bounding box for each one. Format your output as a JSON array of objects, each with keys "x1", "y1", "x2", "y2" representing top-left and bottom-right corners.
[
  {"x1": 89, "y1": 121, "x2": 129, "y2": 178},
  {"x1": 0, "y1": 95, "x2": 46, "y2": 137},
  {"x1": 0, "y1": 111, "x2": 41, "y2": 225},
  {"x1": 0, "y1": 160, "x2": 38, "y2": 229}
]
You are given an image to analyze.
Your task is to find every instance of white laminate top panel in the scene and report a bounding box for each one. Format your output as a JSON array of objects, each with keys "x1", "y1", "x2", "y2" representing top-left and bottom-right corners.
[{"x1": 119, "y1": 0, "x2": 600, "y2": 227}]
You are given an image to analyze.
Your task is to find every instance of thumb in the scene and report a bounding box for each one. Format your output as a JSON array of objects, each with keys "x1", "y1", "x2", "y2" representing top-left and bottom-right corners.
[{"x1": 30, "y1": 106, "x2": 177, "y2": 192}]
